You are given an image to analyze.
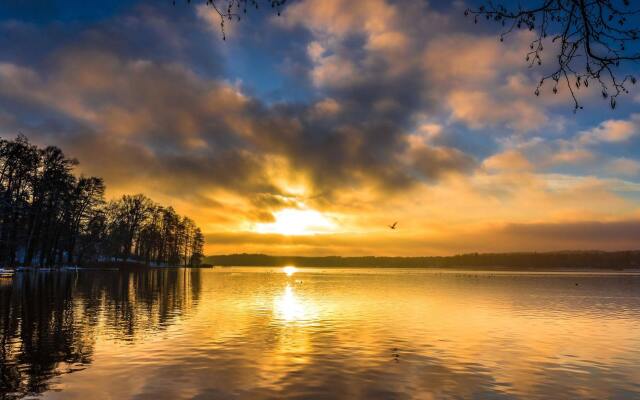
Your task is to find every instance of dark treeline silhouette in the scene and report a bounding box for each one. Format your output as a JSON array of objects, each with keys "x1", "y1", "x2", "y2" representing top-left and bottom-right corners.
[
  {"x1": 0, "y1": 269, "x2": 201, "y2": 396},
  {"x1": 206, "y1": 251, "x2": 640, "y2": 270},
  {"x1": 0, "y1": 135, "x2": 204, "y2": 268}
]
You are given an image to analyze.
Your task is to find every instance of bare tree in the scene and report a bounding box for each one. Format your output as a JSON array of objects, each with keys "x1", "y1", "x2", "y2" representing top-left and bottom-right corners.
[{"x1": 466, "y1": 0, "x2": 640, "y2": 111}]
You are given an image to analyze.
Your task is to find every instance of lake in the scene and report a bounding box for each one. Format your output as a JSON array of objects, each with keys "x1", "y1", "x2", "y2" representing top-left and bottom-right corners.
[{"x1": 1, "y1": 267, "x2": 640, "y2": 399}]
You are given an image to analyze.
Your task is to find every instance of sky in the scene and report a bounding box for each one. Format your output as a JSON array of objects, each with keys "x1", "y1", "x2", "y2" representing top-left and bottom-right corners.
[{"x1": 1, "y1": 0, "x2": 639, "y2": 256}]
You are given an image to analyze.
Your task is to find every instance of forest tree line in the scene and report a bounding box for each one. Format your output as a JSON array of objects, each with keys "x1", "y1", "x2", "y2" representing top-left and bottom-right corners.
[
  {"x1": 0, "y1": 135, "x2": 204, "y2": 268},
  {"x1": 207, "y1": 251, "x2": 640, "y2": 270}
]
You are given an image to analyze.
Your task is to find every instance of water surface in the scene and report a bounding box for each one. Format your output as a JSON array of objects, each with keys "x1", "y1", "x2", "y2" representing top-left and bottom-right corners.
[{"x1": 1, "y1": 267, "x2": 640, "y2": 399}]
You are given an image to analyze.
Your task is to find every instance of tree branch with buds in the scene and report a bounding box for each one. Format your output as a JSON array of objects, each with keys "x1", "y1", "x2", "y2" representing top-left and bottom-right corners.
[
  {"x1": 178, "y1": 0, "x2": 287, "y2": 40},
  {"x1": 466, "y1": 0, "x2": 639, "y2": 111}
]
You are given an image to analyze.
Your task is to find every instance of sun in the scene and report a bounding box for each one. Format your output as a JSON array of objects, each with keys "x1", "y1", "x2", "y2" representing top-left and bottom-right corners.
[
  {"x1": 255, "y1": 208, "x2": 336, "y2": 235},
  {"x1": 283, "y1": 266, "x2": 297, "y2": 276}
]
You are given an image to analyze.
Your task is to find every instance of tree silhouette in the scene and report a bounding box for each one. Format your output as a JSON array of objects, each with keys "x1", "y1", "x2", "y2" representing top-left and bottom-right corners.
[
  {"x1": 0, "y1": 135, "x2": 205, "y2": 268},
  {"x1": 467, "y1": 0, "x2": 639, "y2": 111}
]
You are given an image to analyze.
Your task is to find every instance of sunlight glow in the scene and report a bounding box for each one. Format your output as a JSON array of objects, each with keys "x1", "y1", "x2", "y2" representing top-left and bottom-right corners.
[
  {"x1": 283, "y1": 266, "x2": 297, "y2": 276},
  {"x1": 273, "y1": 284, "x2": 320, "y2": 323},
  {"x1": 275, "y1": 285, "x2": 304, "y2": 321},
  {"x1": 255, "y1": 208, "x2": 336, "y2": 236}
]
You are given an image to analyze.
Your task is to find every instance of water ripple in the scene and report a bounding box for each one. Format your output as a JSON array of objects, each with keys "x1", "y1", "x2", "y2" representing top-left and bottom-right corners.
[{"x1": 1, "y1": 268, "x2": 639, "y2": 399}]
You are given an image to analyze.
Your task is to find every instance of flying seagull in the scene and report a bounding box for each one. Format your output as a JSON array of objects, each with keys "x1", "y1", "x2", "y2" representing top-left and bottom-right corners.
[{"x1": 388, "y1": 222, "x2": 398, "y2": 230}]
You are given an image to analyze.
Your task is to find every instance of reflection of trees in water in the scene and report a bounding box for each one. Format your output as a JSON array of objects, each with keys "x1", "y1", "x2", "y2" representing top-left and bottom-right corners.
[
  {"x1": 0, "y1": 269, "x2": 201, "y2": 398},
  {"x1": 86, "y1": 269, "x2": 202, "y2": 340}
]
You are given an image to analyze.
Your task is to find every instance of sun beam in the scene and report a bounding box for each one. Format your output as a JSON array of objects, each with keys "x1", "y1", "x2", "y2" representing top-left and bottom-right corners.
[{"x1": 255, "y1": 208, "x2": 336, "y2": 236}]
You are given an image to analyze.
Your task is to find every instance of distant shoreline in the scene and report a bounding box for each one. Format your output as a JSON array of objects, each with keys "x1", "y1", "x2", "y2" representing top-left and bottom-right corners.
[
  {"x1": 207, "y1": 266, "x2": 640, "y2": 275},
  {"x1": 205, "y1": 251, "x2": 640, "y2": 270},
  {"x1": 5, "y1": 251, "x2": 640, "y2": 272},
  {"x1": 0, "y1": 261, "x2": 215, "y2": 272},
  {"x1": 212, "y1": 265, "x2": 640, "y2": 273}
]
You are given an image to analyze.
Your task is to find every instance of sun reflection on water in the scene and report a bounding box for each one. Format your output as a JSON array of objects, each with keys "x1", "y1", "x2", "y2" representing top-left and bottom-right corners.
[
  {"x1": 275, "y1": 285, "x2": 305, "y2": 322},
  {"x1": 283, "y1": 266, "x2": 297, "y2": 276},
  {"x1": 273, "y1": 282, "x2": 321, "y2": 324}
]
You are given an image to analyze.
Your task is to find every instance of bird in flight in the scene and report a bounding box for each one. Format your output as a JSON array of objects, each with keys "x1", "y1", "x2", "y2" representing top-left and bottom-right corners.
[{"x1": 388, "y1": 221, "x2": 398, "y2": 230}]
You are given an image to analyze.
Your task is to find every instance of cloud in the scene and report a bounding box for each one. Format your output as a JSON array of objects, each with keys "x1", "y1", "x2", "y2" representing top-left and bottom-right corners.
[
  {"x1": 549, "y1": 149, "x2": 595, "y2": 165},
  {"x1": 407, "y1": 143, "x2": 476, "y2": 180},
  {"x1": 606, "y1": 158, "x2": 640, "y2": 177},
  {"x1": 577, "y1": 115, "x2": 639, "y2": 145},
  {"x1": 499, "y1": 220, "x2": 640, "y2": 249},
  {"x1": 485, "y1": 112, "x2": 640, "y2": 176},
  {"x1": 422, "y1": 32, "x2": 568, "y2": 134},
  {"x1": 446, "y1": 90, "x2": 549, "y2": 132},
  {"x1": 483, "y1": 150, "x2": 532, "y2": 172}
]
